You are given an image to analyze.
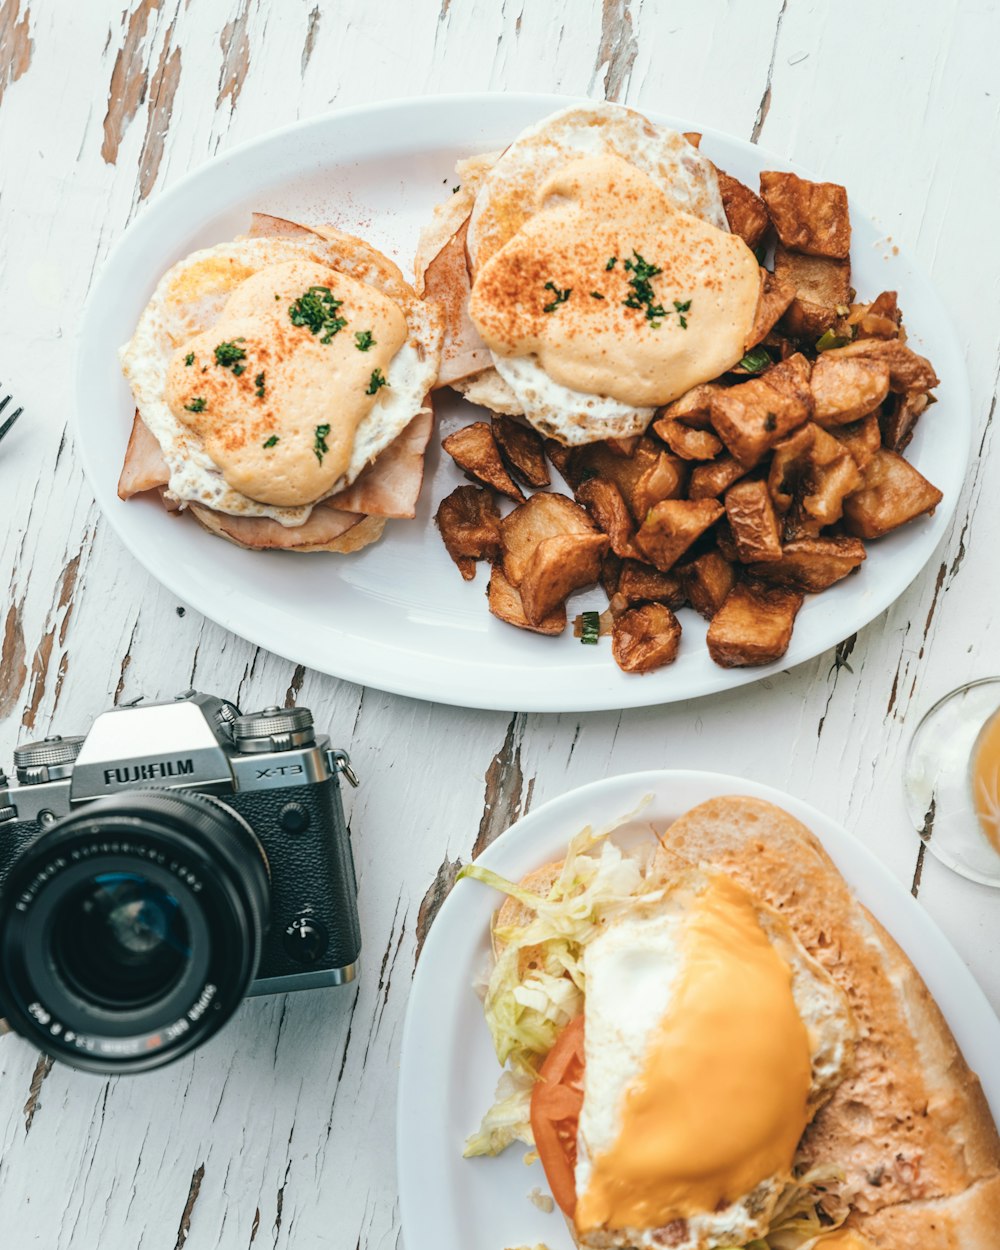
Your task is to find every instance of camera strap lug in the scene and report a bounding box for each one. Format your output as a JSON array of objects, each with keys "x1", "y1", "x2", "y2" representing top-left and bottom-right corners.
[{"x1": 328, "y1": 749, "x2": 359, "y2": 788}]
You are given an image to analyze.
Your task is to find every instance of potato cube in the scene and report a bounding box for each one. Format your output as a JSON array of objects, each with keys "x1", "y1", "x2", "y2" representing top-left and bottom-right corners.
[
  {"x1": 709, "y1": 354, "x2": 812, "y2": 466},
  {"x1": 725, "y1": 479, "x2": 782, "y2": 562},
  {"x1": 843, "y1": 450, "x2": 943, "y2": 539},
  {"x1": 880, "y1": 391, "x2": 931, "y2": 453},
  {"x1": 434, "y1": 485, "x2": 502, "y2": 580},
  {"x1": 576, "y1": 477, "x2": 639, "y2": 558},
  {"x1": 612, "y1": 604, "x2": 682, "y2": 674},
  {"x1": 746, "y1": 270, "x2": 796, "y2": 349},
  {"x1": 564, "y1": 439, "x2": 686, "y2": 521},
  {"x1": 689, "y1": 454, "x2": 748, "y2": 500},
  {"x1": 636, "y1": 498, "x2": 724, "y2": 572},
  {"x1": 488, "y1": 566, "x2": 566, "y2": 635},
  {"x1": 767, "y1": 425, "x2": 817, "y2": 513},
  {"x1": 759, "y1": 171, "x2": 851, "y2": 259},
  {"x1": 491, "y1": 415, "x2": 550, "y2": 488},
  {"x1": 660, "y1": 383, "x2": 723, "y2": 430},
  {"x1": 653, "y1": 416, "x2": 724, "y2": 461},
  {"x1": 773, "y1": 245, "x2": 852, "y2": 340},
  {"x1": 714, "y1": 167, "x2": 771, "y2": 251},
  {"x1": 707, "y1": 582, "x2": 804, "y2": 668},
  {"x1": 617, "y1": 559, "x2": 686, "y2": 608},
  {"x1": 746, "y1": 537, "x2": 866, "y2": 592},
  {"x1": 681, "y1": 551, "x2": 736, "y2": 620},
  {"x1": 811, "y1": 353, "x2": 890, "y2": 426},
  {"x1": 519, "y1": 533, "x2": 609, "y2": 625},
  {"x1": 442, "y1": 422, "x2": 525, "y2": 502},
  {"x1": 501, "y1": 492, "x2": 600, "y2": 586},
  {"x1": 824, "y1": 338, "x2": 939, "y2": 394},
  {"x1": 831, "y1": 415, "x2": 881, "y2": 470}
]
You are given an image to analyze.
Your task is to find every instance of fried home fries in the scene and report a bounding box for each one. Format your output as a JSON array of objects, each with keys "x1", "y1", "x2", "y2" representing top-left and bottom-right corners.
[{"x1": 423, "y1": 104, "x2": 942, "y2": 675}]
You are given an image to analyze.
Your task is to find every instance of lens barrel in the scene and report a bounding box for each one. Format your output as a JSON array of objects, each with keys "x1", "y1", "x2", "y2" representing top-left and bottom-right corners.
[{"x1": 0, "y1": 791, "x2": 270, "y2": 1073}]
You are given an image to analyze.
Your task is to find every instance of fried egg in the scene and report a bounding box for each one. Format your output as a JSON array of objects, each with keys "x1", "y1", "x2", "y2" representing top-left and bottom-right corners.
[
  {"x1": 465, "y1": 103, "x2": 755, "y2": 445},
  {"x1": 120, "y1": 226, "x2": 441, "y2": 526},
  {"x1": 575, "y1": 875, "x2": 854, "y2": 1250}
]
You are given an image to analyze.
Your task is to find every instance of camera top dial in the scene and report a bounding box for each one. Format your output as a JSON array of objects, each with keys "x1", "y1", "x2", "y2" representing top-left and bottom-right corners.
[{"x1": 232, "y1": 706, "x2": 315, "y2": 754}]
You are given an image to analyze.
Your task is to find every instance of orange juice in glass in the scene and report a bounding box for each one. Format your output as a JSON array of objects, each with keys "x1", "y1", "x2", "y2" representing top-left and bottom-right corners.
[{"x1": 903, "y1": 677, "x2": 1000, "y2": 886}]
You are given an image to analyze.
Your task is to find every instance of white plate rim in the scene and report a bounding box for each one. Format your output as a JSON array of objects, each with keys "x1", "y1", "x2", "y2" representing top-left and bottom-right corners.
[
  {"x1": 396, "y1": 769, "x2": 1000, "y2": 1250},
  {"x1": 75, "y1": 93, "x2": 971, "y2": 713}
]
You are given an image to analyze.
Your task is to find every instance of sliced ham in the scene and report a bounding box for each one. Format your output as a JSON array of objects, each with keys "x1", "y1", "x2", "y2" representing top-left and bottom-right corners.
[
  {"x1": 118, "y1": 412, "x2": 169, "y2": 499},
  {"x1": 423, "y1": 216, "x2": 491, "y2": 387},
  {"x1": 247, "y1": 212, "x2": 319, "y2": 242},
  {"x1": 188, "y1": 501, "x2": 385, "y2": 553},
  {"x1": 330, "y1": 408, "x2": 433, "y2": 518}
]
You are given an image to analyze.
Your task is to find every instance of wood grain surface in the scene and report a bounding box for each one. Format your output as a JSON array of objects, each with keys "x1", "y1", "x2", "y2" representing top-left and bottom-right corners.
[{"x1": 1, "y1": 1, "x2": 998, "y2": 1246}]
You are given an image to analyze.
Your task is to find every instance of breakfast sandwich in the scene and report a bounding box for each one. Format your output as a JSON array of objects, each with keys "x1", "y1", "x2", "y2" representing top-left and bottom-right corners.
[
  {"x1": 460, "y1": 798, "x2": 1000, "y2": 1249},
  {"x1": 417, "y1": 102, "x2": 762, "y2": 444},
  {"x1": 118, "y1": 215, "x2": 443, "y2": 552}
]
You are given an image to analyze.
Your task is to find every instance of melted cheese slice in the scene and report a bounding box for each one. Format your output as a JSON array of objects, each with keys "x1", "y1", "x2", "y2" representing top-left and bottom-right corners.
[
  {"x1": 810, "y1": 1231, "x2": 876, "y2": 1250},
  {"x1": 469, "y1": 155, "x2": 760, "y2": 409},
  {"x1": 575, "y1": 875, "x2": 813, "y2": 1233},
  {"x1": 166, "y1": 259, "x2": 406, "y2": 507}
]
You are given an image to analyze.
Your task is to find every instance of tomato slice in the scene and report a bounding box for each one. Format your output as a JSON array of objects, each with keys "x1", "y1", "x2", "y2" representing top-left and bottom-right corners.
[{"x1": 530, "y1": 1015, "x2": 585, "y2": 1218}]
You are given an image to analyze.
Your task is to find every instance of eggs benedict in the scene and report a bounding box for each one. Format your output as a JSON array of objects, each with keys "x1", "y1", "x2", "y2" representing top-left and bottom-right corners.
[
  {"x1": 118, "y1": 215, "x2": 442, "y2": 552},
  {"x1": 460, "y1": 797, "x2": 1000, "y2": 1249},
  {"x1": 417, "y1": 103, "x2": 765, "y2": 444}
]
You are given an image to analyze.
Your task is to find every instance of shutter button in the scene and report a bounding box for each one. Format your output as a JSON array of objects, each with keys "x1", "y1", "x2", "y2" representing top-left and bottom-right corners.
[{"x1": 283, "y1": 917, "x2": 328, "y2": 964}]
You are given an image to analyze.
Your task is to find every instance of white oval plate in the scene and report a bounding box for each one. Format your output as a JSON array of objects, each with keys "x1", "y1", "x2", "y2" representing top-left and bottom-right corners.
[
  {"x1": 397, "y1": 771, "x2": 1000, "y2": 1250},
  {"x1": 77, "y1": 95, "x2": 970, "y2": 712}
]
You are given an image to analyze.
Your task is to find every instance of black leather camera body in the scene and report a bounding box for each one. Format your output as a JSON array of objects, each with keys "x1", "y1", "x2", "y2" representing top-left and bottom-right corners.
[{"x1": 0, "y1": 691, "x2": 361, "y2": 1073}]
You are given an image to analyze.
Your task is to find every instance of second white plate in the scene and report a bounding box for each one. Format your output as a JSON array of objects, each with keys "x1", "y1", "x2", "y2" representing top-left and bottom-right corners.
[
  {"x1": 77, "y1": 94, "x2": 970, "y2": 711},
  {"x1": 397, "y1": 771, "x2": 1000, "y2": 1250}
]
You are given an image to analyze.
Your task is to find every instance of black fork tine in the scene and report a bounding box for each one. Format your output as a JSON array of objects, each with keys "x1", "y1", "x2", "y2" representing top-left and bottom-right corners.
[{"x1": 0, "y1": 393, "x2": 22, "y2": 445}]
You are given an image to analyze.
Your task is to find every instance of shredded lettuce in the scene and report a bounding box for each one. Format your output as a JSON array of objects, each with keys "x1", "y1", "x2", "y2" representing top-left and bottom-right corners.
[
  {"x1": 459, "y1": 801, "x2": 655, "y2": 1140},
  {"x1": 748, "y1": 1164, "x2": 847, "y2": 1250},
  {"x1": 460, "y1": 801, "x2": 654, "y2": 1074},
  {"x1": 463, "y1": 1069, "x2": 534, "y2": 1158}
]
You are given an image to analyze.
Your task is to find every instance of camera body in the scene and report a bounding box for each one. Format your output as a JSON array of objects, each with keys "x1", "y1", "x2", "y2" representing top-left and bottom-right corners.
[{"x1": 0, "y1": 691, "x2": 361, "y2": 1071}]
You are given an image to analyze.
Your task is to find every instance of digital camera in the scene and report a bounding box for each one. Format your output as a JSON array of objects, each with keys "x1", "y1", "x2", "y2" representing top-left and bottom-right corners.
[{"x1": 0, "y1": 691, "x2": 361, "y2": 1073}]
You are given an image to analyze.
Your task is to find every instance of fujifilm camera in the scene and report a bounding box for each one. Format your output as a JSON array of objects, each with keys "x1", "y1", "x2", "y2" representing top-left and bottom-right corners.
[{"x1": 0, "y1": 691, "x2": 361, "y2": 1073}]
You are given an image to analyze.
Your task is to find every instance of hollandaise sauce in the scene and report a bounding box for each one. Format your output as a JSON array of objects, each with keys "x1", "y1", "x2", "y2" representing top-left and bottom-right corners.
[
  {"x1": 575, "y1": 876, "x2": 812, "y2": 1233},
  {"x1": 469, "y1": 154, "x2": 760, "y2": 408}
]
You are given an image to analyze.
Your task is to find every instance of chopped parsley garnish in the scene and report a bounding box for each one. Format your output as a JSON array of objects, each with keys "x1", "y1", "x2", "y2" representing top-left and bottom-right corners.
[
  {"x1": 313, "y1": 423, "x2": 331, "y2": 464},
  {"x1": 543, "y1": 281, "x2": 572, "y2": 313},
  {"x1": 737, "y1": 347, "x2": 772, "y2": 373},
  {"x1": 263, "y1": 434, "x2": 279, "y2": 448},
  {"x1": 183, "y1": 352, "x2": 195, "y2": 367},
  {"x1": 214, "y1": 339, "x2": 247, "y2": 371},
  {"x1": 623, "y1": 251, "x2": 667, "y2": 324},
  {"x1": 354, "y1": 329, "x2": 375, "y2": 352},
  {"x1": 621, "y1": 251, "x2": 692, "y2": 329},
  {"x1": 255, "y1": 372, "x2": 266, "y2": 398},
  {"x1": 274, "y1": 293, "x2": 281, "y2": 300},
  {"x1": 606, "y1": 257, "x2": 618, "y2": 270},
  {"x1": 590, "y1": 291, "x2": 605, "y2": 300},
  {"x1": 452, "y1": 185, "x2": 460, "y2": 193},
  {"x1": 764, "y1": 412, "x2": 778, "y2": 432},
  {"x1": 184, "y1": 397, "x2": 206, "y2": 413},
  {"x1": 815, "y1": 328, "x2": 852, "y2": 352},
  {"x1": 290, "y1": 286, "x2": 347, "y2": 343},
  {"x1": 366, "y1": 368, "x2": 388, "y2": 395}
]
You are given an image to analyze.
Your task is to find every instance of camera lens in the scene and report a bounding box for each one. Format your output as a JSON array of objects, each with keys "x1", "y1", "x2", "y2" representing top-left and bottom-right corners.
[
  {"x1": 52, "y1": 873, "x2": 190, "y2": 1010},
  {"x1": 0, "y1": 791, "x2": 270, "y2": 1073}
]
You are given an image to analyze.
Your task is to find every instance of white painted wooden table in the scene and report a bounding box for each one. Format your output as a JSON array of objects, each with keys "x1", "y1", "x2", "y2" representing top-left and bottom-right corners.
[{"x1": 0, "y1": 1, "x2": 997, "y2": 1245}]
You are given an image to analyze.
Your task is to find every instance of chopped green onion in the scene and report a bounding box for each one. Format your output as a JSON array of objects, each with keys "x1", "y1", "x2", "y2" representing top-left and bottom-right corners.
[
  {"x1": 580, "y1": 610, "x2": 601, "y2": 645},
  {"x1": 737, "y1": 347, "x2": 771, "y2": 373},
  {"x1": 816, "y1": 329, "x2": 852, "y2": 352}
]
